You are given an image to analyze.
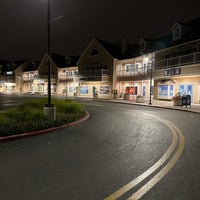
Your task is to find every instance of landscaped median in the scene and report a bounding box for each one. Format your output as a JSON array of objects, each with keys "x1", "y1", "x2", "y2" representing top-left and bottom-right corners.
[{"x1": 0, "y1": 98, "x2": 89, "y2": 142}]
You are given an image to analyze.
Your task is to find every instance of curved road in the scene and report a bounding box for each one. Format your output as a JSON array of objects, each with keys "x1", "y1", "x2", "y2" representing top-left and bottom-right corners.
[{"x1": 0, "y1": 96, "x2": 199, "y2": 200}]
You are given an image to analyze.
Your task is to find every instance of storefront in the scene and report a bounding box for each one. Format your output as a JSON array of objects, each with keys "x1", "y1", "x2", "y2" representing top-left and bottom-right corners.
[{"x1": 154, "y1": 77, "x2": 200, "y2": 103}]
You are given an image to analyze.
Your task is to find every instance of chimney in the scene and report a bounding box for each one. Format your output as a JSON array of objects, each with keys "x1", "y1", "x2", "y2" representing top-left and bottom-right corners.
[{"x1": 121, "y1": 38, "x2": 128, "y2": 54}]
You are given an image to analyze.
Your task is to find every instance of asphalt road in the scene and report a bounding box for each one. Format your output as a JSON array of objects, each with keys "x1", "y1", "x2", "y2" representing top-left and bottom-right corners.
[{"x1": 0, "y1": 95, "x2": 200, "y2": 200}]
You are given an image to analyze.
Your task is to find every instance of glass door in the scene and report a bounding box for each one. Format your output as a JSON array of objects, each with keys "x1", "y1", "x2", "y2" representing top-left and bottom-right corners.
[{"x1": 179, "y1": 84, "x2": 193, "y2": 102}]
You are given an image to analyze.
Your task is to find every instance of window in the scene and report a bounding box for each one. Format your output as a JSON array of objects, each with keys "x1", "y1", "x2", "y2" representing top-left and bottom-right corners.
[
  {"x1": 74, "y1": 70, "x2": 78, "y2": 75},
  {"x1": 126, "y1": 64, "x2": 134, "y2": 72},
  {"x1": 158, "y1": 85, "x2": 174, "y2": 99},
  {"x1": 139, "y1": 39, "x2": 145, "y2": 52},
  {"x1": 65, "y1": 56, "x2": 71, "y2": 64},
  {"x1": 125, "y1": 64, "x2": 139, "y2": 73},
  {"x1": 173, "y1": 26, "x2": 181, "y2": 40},
  {"x1": 126, "y1": 86, "x2": 138, "y2": 95},
  {"x1": 91, "y1": 49, "x2": 99, "y2": 56}
]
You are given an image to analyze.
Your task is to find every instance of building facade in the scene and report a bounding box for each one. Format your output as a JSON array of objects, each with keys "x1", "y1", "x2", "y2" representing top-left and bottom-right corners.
[{"x1": 1, "y1": 17, "x2": 200, "y2": 103}]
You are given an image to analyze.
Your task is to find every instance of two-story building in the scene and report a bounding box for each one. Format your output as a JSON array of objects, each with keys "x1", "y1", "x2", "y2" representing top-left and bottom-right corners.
[
  {"x1": 153, "y1": 17, "x2": 200, "y2": 103},
  {"x1": 0, "y1": 60, "x2": 25, "y2": 93},
  {"x1": 15, "y1": 54, "x2": 79, "y2": 95},
  {"x1": 77, "y1": 38, "x2": 122, "y2": 98}
]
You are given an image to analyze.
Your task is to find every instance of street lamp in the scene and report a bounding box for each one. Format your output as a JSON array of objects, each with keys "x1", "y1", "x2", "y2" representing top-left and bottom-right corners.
[
  {"x1": 148, "y1": 58, "x2": 154, "y2": 105},
  {"x1": 44, "y1": 0, "x2": 56, "y2": 120},
  {"x1": 47, "y1": 0, "x2": 51, "y2": 106},
  {"x1": 145, "y1": 55, "x2": 153, "y2": 105}
]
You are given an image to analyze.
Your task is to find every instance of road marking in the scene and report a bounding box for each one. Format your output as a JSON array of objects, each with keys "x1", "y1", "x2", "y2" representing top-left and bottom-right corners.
[
  {"x1": 81, "y1": 102, "x2": 185, "y2": 199},
  {"x1": 104, "y1": 114, "x2": 184, "y2": 200},
  {"x1": 127, "y1": 119, "x2": 184, "y2": 200}
]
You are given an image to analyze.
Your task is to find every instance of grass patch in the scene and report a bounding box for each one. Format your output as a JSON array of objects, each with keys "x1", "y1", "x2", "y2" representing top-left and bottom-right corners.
[{"x1": 0, "y1": 98, "x2": 86, "y2": 137}]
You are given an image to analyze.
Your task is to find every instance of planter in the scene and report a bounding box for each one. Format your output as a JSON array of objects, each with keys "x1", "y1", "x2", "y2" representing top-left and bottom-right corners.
[
  {"x1": 123, "y1": 94, "x2": 129, "y2": 100},
  {"x1": 93, "y1": 93, "x2": 98, "y2": 99},
  {"x1": 136, "y1": 96, "x2": 145, "y2": 103},
  {"x1": 113, "y1": 94, "x2": 118, "y2": 99},
  {"x1": 173, "y1": 99, "x2": 182, "y2": 106}
]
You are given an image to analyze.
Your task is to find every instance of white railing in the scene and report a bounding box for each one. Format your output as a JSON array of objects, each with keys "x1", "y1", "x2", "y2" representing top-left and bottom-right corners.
[
  {"x1": 155, "y1": 51, "x2": 200, "y2": 69},
  {"x1": 78, "y1": 69, "x2": 109, "y2": 81},
  {"x1": 58, "y1": 75, "x2": 74, "y2": 80}
]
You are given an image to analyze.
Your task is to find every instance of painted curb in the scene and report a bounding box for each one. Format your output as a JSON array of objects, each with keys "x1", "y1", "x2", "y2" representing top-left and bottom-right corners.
[{"x1": 0, "y1": 111, "x2": 89, "y2": 143}]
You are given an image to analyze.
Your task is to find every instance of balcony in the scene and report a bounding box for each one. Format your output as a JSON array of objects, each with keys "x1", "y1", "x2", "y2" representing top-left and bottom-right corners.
[
  {"x1": 155, "y1": 51, "x2": 200, "y2": 69},
  {"x1": 78, "y1": 69, "x2": 109, "y2": 82},
  {"x1": 117, "y1": 70, "x2": 148, "y2": 81},
  {"x1": 58, "y1": 74, "x2": 74, "y2": 82},
  {"x1": 22, "y1": 75, "x2": 56, "y2": 82}
]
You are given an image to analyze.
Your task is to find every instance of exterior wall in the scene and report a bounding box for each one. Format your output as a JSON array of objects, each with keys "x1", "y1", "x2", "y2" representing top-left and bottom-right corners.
[
  {"x1": 78, "y1": 39, "x2": 114, "y2": 84},
  {"x1": 57, "y1": 66, "x2": 78, "y2": 96},
  {"x1": 154, "y1": 64, "x2": 200, "y2": 103},
  {"x1": 114, "y1": 53, "x2": 154, "y2": 101},
  {"x1": 154, "y1": 37, "x2": 200, "y2": 104},
  {"x1": 77, "y1": 39, "x2": 114, "y2": 98},
  {"x1": 77, "y1": 81, "x2": 112, "y2": 98}
]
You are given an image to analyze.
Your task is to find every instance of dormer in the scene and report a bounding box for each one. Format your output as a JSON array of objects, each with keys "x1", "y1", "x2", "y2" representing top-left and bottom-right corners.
[
  {"x1": 65, "y1": 56, "x2": 71, "y2": 65},
  {"x1": 139, "y1": 38, "x2": 146, "y2": 53},
  {"x1": 171, "y1": 23, "x2": 182, "y2": 41}
]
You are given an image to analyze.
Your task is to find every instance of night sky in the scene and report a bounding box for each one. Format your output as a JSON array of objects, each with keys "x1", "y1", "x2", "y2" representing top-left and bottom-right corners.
[{"x1": 0, "y1": 0, "x2": 199, "y2": 61}]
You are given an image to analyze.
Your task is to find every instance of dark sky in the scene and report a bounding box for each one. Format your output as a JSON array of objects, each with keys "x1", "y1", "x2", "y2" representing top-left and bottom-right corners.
[{"x1": 0, "y1": 0, "x2": 199, "y2": 61}]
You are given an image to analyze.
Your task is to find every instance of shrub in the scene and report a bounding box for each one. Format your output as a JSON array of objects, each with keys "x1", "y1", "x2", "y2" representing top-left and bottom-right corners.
[{"x1": 0, "y1": 98, "x2": 86, "y2": 137}]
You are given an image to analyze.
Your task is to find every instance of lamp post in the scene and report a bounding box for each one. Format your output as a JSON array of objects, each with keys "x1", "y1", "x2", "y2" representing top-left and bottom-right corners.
[
  {"x1": 47, "y1": 0, "x2": 51, "y2": 106},
  {"x1": 148, "y1": 58, "x2": 154, "y2": 105},
  {"x1": 44, "y1": 0, "x2": 56, "y2": 120}
]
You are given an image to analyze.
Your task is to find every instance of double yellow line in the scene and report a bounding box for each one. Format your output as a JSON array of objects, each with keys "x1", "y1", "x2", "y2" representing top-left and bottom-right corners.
[
  {"x1": 81, "y1": 102, "x2": 185, "y2": 199},
  {"x1": 104, "y1": 114, "x2": 185, "y2": 200}
]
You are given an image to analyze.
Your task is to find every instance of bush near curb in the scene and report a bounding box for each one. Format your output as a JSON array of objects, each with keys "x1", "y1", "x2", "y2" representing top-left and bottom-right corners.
[{"x1": 0, "y1": 98, "x2": 86, "y2": 137}]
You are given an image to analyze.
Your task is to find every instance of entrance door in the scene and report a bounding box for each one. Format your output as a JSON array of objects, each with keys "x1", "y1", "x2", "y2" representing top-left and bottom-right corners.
[{"x1": 179, "y1": 84, "x2": 193, "y2": 102}]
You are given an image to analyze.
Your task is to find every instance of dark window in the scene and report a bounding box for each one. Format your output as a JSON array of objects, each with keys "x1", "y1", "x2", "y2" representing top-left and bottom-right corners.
[
  {"x1": 173, "y1": 27, "x2": 181, "y2": 40},
  {"x1": 91, "y1": 49, "x2": 99, "y2": 56}
]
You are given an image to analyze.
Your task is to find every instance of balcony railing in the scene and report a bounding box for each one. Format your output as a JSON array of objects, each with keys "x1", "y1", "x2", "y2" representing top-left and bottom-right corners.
[
  {"x1": 22, "y1": 75, "x2": 56, "y2": 81},
  {"x1": 58, "y1": 74, "x2": 74, "y2": 82},
  {"x1": 78, "y1": 69, "x2": 109, "y2": 81},
  {"x1": 155, "y1": 51, "x2": 200, "y2": 69},
  {"x1": 117, "y1": 67, "x2": 148, "y2": 80}
]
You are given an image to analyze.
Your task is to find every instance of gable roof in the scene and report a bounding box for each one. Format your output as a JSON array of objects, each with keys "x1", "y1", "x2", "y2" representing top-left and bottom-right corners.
[
  {"x1": 0, "y1": 60, "x2": 26, "y2": 73},
  {"x1": 51, "y1": 53, "x2": 80, "y2": 68},
  {"x1": 132, "y1": 16, "x2": 200, "y2": 54},
  {"x1": 95, "y1": 39, "x2": 122, "y2": 58},
  {"x1": 23, "y1": 61, "x2": 40, "y2": 72},
  {"x1": 96, "y1": 38, "x2": 143, "y2": 59}
]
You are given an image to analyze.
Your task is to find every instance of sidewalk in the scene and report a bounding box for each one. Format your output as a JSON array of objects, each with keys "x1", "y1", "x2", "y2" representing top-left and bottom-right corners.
[{"x1": 103, "y1": 99, "x2": 200, "y2": 114}]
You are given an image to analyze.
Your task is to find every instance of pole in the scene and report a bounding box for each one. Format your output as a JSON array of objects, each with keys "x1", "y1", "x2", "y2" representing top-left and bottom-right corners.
[
  {"x1": 149, "y1": 60, "x2": 153, "y2": 105},
  {"x1": 44, "y1": 0, "x2": 56, "y2": 120},
  {"x1": 47, "y1": 0, "x2": 51, "y2": 106}
]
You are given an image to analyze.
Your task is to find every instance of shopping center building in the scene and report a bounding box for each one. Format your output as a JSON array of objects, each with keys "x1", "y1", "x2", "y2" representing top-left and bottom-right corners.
[{"x1": 1, "y1": 17, "x2": 200, "y2": 103}]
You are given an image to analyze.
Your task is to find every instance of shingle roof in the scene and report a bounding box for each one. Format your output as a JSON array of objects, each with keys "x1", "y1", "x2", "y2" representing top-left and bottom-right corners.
[
  {"x1": 23, "y1": 61, "x2": 40, "y2": 72},
  {"x1": 152, "y1": 17, "x2": 200, "y2": 51},
  {"x1": 96, "y1": 38, "x2": 141, "y2": 59},
  {"x1": 51, "y1": 53, "x2": 80, "y2": 68},
  {"x1": 0, "y1": 60, "x2": 26, "y2": 72},
  {"x1": 96, "y1": 39, "x2": 122, "y2": 58}
]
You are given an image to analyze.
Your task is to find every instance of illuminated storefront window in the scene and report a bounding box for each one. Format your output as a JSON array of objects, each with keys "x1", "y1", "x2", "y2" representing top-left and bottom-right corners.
[
  {"x1": 125, "y1": 86, "x2": 137, "y2": 95},
  {"x1": 158, "y1": 85, "x2": 174, "y2": 99}
]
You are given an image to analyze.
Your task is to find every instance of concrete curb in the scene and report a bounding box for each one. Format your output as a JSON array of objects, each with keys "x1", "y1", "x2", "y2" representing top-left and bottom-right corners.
[
  {"x1": 101, "y1": 99, "x2": 200, "y2": 114},
  {"x1": 0, "y1": 111, "x2": 89, "y2": 143}
]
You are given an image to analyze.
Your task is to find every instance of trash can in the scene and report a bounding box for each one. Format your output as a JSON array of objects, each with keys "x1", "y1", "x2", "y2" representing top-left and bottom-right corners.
[{"x1": 182, "y1": 95, "x2": 191, "y2": 108}]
